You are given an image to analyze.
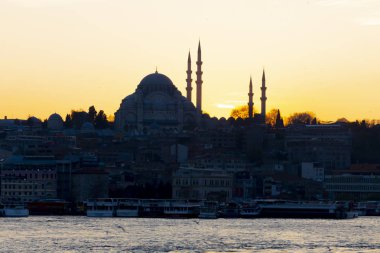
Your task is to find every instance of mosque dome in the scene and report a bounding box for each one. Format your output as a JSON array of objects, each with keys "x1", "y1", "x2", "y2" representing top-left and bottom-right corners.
[
  {"x1": 114, "y1": 71, "x2": 199, "y2": 131},
  {"x1": 47, "y1": 113, "x2": 63, "y2": 130},
  {"x1": 27, "y1": 116, "x2": 42, "y2": 127},
  {"x1": 136, "y1": 72, "x2": 177, "y2": 95}
]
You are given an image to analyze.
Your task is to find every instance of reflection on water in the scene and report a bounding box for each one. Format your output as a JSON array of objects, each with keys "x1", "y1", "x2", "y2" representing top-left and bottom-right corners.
[{"x1": 0, "y1": 217, "x2": 379, "y2": 252}]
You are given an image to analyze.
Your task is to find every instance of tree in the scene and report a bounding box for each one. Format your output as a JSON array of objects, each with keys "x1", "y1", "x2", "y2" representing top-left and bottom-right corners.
[
  {"x1": 95, "y1": 110, "x2": 109, "y2": 129},
  {"x1": 64, "y1": 114, "x2": 73, "y2": 129},
  {"x1": 266, "y1": 109, "x2": 279, "y2": 127},
  {"x1": 71, "y1": 110, "x2": 89, "y2": 129},
  {"x1": 275, "y1": 110, "x2": 285, "y2": 128},
  {"x1": 230, "y1": 105, "x2": 253, "y2": 119},
  {"x1": 286, "y1": 111, "x2": 316, "y2": 125},
  {"x1": 88, "y1": 105, "x2": 97, "y2": 124}
]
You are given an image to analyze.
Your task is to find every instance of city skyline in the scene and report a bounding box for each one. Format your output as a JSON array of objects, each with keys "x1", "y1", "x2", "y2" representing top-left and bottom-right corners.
[{"x1": 1, "y1": 0, "x2": 380, "y2": 121}]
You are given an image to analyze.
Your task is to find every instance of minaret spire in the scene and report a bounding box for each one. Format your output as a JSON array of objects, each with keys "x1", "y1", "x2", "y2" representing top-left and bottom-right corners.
[
  {"x1": 186, "y1": 51, "x2": 192, "y2": 101},
  {"x1": 196, "y1": 40, "x2": 203, "y2": 112},
  {"x1": 248, "y1": 76, "x2": 254, "y2": 119},
  {"x1": 261, "y1": 69, "x2": 267, "y2": 124}
]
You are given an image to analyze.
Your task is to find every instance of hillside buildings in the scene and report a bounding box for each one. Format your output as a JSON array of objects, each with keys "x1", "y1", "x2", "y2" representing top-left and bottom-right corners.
[{"x1": 2, "y1": 41, "x2": 375, "y2": 205}]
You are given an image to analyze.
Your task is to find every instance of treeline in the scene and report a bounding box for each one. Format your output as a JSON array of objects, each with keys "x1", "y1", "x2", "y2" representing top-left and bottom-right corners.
[
  {"x1": 64, "y1": 106, "x2": 112, "y2": 129},
  {"x1": 229, "y1": 106, "x2": 316, "y2": 127}
]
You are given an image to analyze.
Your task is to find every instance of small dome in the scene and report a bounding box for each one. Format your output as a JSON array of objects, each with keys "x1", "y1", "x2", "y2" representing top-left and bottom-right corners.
[
  {"x1": 47, "y1": 113, "x2": 63, "y2": 130},
  {"x1": 27, "y1": 116, "x2": 42, "y2": 126}
]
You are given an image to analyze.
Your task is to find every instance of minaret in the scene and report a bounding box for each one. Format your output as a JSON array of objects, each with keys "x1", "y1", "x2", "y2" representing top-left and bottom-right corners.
[
  {"x1": 196, "y1": 41, "x2": 203, "y2": 112},
  {"x1": 248, "y1": 76, "x2": 254, "y2": 119},
  {"x1": 261, "y1": 69, "x2": 267, "y2": 123},
  {"x1": 186, "y1": 51, "x2": 192, "y2": 102}
]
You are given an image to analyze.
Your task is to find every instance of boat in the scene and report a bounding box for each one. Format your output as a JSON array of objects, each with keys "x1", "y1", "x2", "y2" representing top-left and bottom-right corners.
[
  {"x1": 199, "y1": 201, "x2": 219, "y2": 219},
  {"x1": 86, "y1": 198, "x2": 116, "y2": 217},
  {"x1": 256, "y1": 199, "x2": 358, "y2": 219},
  {"x1": 3, "y1": 203, "x2": 29, "y2": 217},
  {"x1": 116, "y1": 199, "x2": 140, "y2": 217},
  {"x1": 239, "y1": 202, "x2": 261, "y2": 218},
  {"x1": 28, "y1": 199, "x2": 70, "y2": 215},
  {"x1": 139, "y1": 199, "x2": 165, "y2": 218},
  {"x1": 363, "y1": 201, "x2": 380, "y2": 216},
  {"x1": 163, "y1": 200, "x2": 200, "y2": 218},
  {"x1": 354, "y1": 202, "x2": 368, "y2": 216},
  {"x1": 139, "y1": 199, "x2": 200, "y2": 218},
  {"x1": 219, "y1": 202, "x2": 240, "y2": 218}
]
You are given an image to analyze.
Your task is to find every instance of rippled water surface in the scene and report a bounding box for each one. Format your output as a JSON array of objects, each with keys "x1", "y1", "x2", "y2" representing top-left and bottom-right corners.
[{"x1": 1, "y1": 216, "x2": 380, "y2": 252}]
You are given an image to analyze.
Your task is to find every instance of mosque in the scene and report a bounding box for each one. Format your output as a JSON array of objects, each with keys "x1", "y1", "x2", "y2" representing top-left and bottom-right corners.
[
  {"x1": 113, "y1": 41, "x2": 268, "y2": 132},
  {"x1": 41, "y1": 42, "x2": 267, "y2": 132}
]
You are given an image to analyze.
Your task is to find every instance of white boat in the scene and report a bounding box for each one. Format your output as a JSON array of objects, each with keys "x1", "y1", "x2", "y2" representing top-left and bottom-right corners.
[
  {"x1": 86, "y1": 198, "x2": 116, "y2": 217},
  {"x1": 256, "y1": 199, "x2": 358, "y2": 219},
  {"x1": 116, "y1": 199, "x2": 140, "y2": 217},
  {"x1": 199, "y1": 201, "x2": 219, "y2": 219},
  {"x1": 2, "y1": 203, "x2": 29, "y2": 217},
  {"x1": 163, "y1": 200, "x2": 200, "y2": 218}
]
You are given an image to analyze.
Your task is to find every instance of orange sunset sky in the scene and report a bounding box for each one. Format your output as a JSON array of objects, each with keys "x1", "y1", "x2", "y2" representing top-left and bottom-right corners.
[{"x1": 1, "y1": 0, "x2": 380, "y2": 121}]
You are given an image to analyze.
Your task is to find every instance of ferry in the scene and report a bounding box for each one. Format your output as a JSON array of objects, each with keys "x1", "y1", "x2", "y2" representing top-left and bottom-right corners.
[
  {"x1": 86, "y1": 198, "x2": 116, "y2": 217},
  {"x1": 0, "y1": 203, "x2": 29, "y2": 217},
  {"x1": 354, "y1": 201, "x2": 380, "y2": 216},
  {"x1": 139, "y1": 199, "x2": 165, "y2": 218},
  {"x1": 28, "y1": 199, "x2": 70, "y2": 215},
  {"x1": 256, "y1": 199, "x2": 358, "y2": 219},
  {"x1": 219, "y1": 202, "x2": 240, "y2": 218},
  {"x1": 116, "y1": 199, "x2": 140, "y2": 217},
  {"x1": 139, "y1": 199, "x2": 200, "y2": 218},
  {"x1": 163, "y1": 200, "x2": 200, "y2": 218},
  {"x1": 240, "y1": 202, "x2": 261, "y2": 218},
  {"x1": 199, "y1": 201, "x2": 219, "y2": 219}
]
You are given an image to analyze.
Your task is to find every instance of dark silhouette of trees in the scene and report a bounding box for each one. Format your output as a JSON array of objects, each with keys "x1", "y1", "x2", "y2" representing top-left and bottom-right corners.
[
  {"x1": 286, "y1": 111, "x2": 316, "y2": 125},
  {"x1": 94, "y1": 110, "x2": 109, "y2": 129},
  {"x1": 275, "y1": 110, "x2": 285, "y2": 128},
  {"x1": 70, "y1": 110, "x2": 89, "y2": 129},
  {"x1": 63, "y1": 107, "x2": 110, "y2": 129},
  {"x1": 230, "y1": 105, "x2": 251, "y2": 119},
  {"x1": 266, "y1": 109, "x2": 278, "y2": 127},
  {"x1": 64, "y1": 114, "x2": 73, "y2": 129},
  {"x1": 88, "y1": 106, "x2": 97, "y2": 124}
]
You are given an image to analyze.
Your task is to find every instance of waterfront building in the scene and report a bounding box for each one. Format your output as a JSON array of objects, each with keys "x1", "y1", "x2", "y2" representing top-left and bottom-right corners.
[
  {"x1": 172, "y1": 166, "x2": 233, "y2": 202},
  {"x1": 0, "y1": 156, "x2": 58, "y2": 202},
  {"x1": 285, "y1": 124, "x2": 351, "y2": 170},
  {"x1": 324, "y1": 164, "x2": 380, "y2": 201}
]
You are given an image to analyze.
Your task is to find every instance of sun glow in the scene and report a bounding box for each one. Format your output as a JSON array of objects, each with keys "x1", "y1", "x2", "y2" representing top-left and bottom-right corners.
[{"x1": 1, "y1": 0, "x2": 380, "y2": 121}]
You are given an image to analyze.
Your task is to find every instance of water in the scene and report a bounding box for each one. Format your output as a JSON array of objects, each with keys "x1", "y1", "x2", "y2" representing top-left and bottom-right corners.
[{"x1": 1, "y1": 217, "x2": 380, "y2": 252}]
